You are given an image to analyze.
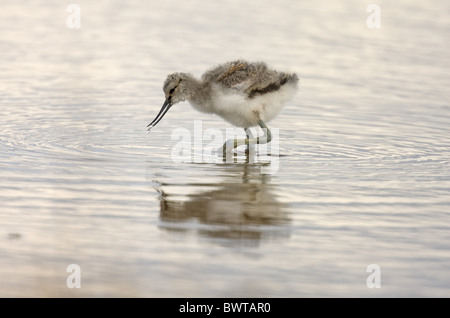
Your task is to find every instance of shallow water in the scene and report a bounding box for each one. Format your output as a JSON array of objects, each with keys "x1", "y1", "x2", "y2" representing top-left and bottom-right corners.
[{"x1": 1, "y1": 0, "x2": 449, "y2": 297}]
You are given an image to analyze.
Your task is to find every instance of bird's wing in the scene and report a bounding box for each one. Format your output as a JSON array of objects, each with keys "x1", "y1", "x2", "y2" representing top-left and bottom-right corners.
[
  {"x1": 202, "y1": 60, "x2": 298, "y2": 98},
  {"x1": 202, "y1": 60, "x2": 270, "y2": 91}
]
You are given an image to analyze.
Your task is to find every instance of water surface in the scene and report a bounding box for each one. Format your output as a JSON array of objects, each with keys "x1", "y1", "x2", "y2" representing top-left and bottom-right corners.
[{"x1": 1, "y1": 0, "x2": 449, "y2": 297}]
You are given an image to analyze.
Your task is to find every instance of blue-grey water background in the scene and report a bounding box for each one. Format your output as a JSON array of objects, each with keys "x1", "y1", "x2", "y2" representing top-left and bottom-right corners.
[{"x1": 0, "y1": 0, "x2": 449, "y2": 297}]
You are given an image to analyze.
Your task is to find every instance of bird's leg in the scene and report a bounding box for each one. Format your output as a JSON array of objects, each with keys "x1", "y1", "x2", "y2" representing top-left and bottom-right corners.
[
  {"x1": 256, "y1": 120, "x2": 272, "y2": 144},
  {"x1": 220, "y1": 120, "x2": 272, "y2": 154},
  {"x1": 245, "y1": 127, "x2": 254, "y2": 155},
  {"x1": 245, "y1": 127, "x2": 253, "y2": 138}
]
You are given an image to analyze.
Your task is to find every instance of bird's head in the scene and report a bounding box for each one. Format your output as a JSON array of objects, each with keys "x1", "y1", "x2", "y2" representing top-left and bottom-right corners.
[
  {"x1": 163, "y1": 73, "x2": 192, "y2": 104},
  {"x1": 147, "y1": 73, "x2": 193, "y2": 131}
]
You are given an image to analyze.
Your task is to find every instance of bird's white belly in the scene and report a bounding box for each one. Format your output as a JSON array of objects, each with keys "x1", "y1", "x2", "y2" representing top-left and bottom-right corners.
[{"x1": 198, "y1": 84, "x2": 297, "y2": 128}]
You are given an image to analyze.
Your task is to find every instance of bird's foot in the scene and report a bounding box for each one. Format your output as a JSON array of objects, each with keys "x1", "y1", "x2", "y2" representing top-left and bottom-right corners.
[{"x1": 218, "y1": 139, "x2": 238, "y2": 154}]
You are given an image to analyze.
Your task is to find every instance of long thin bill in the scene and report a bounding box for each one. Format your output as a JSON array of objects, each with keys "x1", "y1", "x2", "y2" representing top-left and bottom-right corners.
[{"x1": 147, "y1": 99, "x2": 172, "y2": 131}]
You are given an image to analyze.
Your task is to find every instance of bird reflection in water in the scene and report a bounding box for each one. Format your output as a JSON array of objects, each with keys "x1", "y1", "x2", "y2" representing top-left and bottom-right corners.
[{"x1": 153, "y1": 162, "x2": 291, "y2": 246}]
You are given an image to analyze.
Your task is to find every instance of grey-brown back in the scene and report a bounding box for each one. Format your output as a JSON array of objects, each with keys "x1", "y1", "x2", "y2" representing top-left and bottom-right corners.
[{"x1": 201, "y1": 60, "x2": 298, "y2": 99}]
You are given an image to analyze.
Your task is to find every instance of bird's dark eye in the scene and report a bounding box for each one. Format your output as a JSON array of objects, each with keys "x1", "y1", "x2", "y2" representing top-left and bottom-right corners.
[{"x1": 169, "y1": 86, "x2": 177, "y2": 94}]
